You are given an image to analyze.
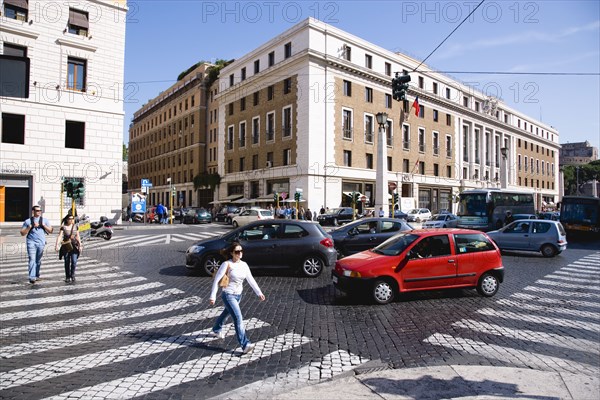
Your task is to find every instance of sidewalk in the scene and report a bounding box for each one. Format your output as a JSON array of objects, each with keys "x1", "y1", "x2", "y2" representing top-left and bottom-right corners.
[{"x1": 269, "y1": 365, "x2": 599, "y2": 400}]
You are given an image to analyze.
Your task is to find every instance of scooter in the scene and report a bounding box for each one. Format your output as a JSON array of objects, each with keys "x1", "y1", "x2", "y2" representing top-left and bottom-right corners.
[{"x1": 90, "y1": 216, "x2": 113, "y2": 240}]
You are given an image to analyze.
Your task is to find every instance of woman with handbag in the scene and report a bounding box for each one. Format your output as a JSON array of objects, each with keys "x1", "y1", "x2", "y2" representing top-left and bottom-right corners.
[
  {"x1": 54, "y1": 214, "x2": 82, "y2": 283},
  {"x1": 209, "y1": 241, "x2": 265, "y2": 355}
]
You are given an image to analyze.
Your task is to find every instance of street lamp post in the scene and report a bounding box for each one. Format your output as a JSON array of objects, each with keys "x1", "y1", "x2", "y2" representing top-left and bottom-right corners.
[
  {"x1": 500, "y1": 147, "x2": 508, "y2": 189},
  {"x1": 375, "y1": 112, "x2": 389, "y2": 217}
]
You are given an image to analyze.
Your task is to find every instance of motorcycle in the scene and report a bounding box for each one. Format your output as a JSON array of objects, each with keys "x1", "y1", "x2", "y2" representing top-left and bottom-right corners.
[{"x1": 90, "y1": 216, "x2": 113, "y2": 240}]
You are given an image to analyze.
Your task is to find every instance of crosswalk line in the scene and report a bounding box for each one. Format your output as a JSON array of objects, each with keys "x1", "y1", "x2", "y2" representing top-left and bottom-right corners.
[
  {"x1": 0, "y1": 288, "x2": 184, "y2": 321},
  {"x1": 0, "y1": 318, "x2": 270, "y2": 390},
  {"x1": 535, "y1": 279, "x2": 600, "y2": 291},
  {"x1": 0, "y1": 256, "x2": 101, "y2": 273},
  {"x1": 0, "y1": 281, "x2": 164, "y2": 308},
  {"x1": 523, "y1": 285, "x2": 600, "y2": 299},
  {"x1": 424, "y1": 333, "x2": 598, "y2": 375},
  {"x1": 559, "y1": 266, "x2": 600, "y2": 274},
  {"x1": 510, "y1": 292, "x2": 600, "y2": 309},
  {"x1": 494, "y1": 299, "x2": 600, "y2": 320},
  {"x1": 544, "y1": 274, "x2": 600, "y2": 284},
  {"x1": 571, "y1": 261, "x2": 600, "y2": 269},
  {"x1": 0, "y1": 276, "x2": 147, "y2": 298},
  {"x1": 44, "y1": 333, "x2": 311, "y2": 400},
  {"x1": 0, "y1": 266, "x2": 125, "y2": 287},
  {"x1": 552, "y1": 270, "x2": 600, "y2": 278},
  {"x1": 0, "y1": 307, "x2": 224, "y2": 359},
  {"x1": 452, "y1": 319, "x2": 600, "y2": 355},
  {"x1": 476, "y1": 308, "x2": 600, "y2": 332},
  {"x1": 0, "y1": 296, "x2": 204, "y2": 337}
]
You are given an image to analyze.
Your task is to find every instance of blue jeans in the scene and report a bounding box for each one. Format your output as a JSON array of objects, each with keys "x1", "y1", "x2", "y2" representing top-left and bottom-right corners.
[
  {"x1": 26, "y1": 241, "x2": 45, "y2": 281},
  {"x1": 212, "y1": 292, "x2": 250, "y2": 349},
  {"x1": 64, "y1": 252, "x2": 79, "y2": 279}
]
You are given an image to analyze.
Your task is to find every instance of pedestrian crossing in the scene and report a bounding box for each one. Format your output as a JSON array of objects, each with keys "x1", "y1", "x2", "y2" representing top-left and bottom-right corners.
[
  {"x1": 424, "y1": 252, "x2": 600, "y2": 376},
  {"x1": 82, "y1": 229, "x2": 226, "y2": 250},
  {"x1": 0, "y1": 252, "x2": 369, "y2": 398}
]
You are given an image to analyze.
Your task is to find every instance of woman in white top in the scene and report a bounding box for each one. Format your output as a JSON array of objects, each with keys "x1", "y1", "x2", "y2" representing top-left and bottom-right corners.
[{"x1": 209, "y1": 242, "x2": 265, "y2": 354}]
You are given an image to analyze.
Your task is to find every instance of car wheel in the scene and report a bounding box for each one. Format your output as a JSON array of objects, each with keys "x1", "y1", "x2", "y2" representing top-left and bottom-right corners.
[
  {"x1": 372, "y1": 279, "x2": 395, "y2": 304},
  {"x1": 477, "y1": 273, "x2": 499, "y2": 297},
  {"x1": 300, "y1": 256, "x2": 324, "y2": 277},
  {"x1": 100, "y1": 232, "x2": 112, "y2": 240},
  {"x1": 232, "y1": 221, "x2": 239, "y2": 228},
  {"x1": 202, "y1": 254, "x2": 223, "y2": 277},
  {"x1": 541, "y1": 244, "x2": 557, "y2": 258}
]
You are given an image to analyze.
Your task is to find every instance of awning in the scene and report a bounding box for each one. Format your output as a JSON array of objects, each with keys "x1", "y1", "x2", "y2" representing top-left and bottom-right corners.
[
  {"x1": 69, "y1": 8, "x2": 89, "y2": 29},
  {"x1": 254, "y1": 194, "x2": 277, "y2": 202},
  {"x1": 282, "y1": 198, "x2": 306, "y2": 203},
  {"x1": 232, "y1": 197, "x2": 253, "y2": 204},
  {"x1": 219, "y1": 194, "x2": 243, "y2": 202},
  {"x1": 343, "y1": 191, "x2": 364, "y2": 198},
  {"x1": 5, "y1": 0, "x2": 28, "y2": 10}
]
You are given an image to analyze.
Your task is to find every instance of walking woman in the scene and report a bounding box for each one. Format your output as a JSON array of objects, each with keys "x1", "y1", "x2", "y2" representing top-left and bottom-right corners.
[
  {"x1": 55, "y1": 214, "x2": 82, "y2": 283},
  {"x1": 209, "y1": 242, "x2": 265, "y2": 354}
]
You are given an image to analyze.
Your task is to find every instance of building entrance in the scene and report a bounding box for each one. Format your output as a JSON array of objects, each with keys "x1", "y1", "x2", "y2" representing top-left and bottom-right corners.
[{"x1": 3, "y1": 187, "x2": 29, "y2": 222}]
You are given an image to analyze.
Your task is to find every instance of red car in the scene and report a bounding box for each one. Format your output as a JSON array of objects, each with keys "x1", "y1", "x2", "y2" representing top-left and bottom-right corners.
[{"x1": 332, "y1": 229, "x2": 504, "y2": 304}]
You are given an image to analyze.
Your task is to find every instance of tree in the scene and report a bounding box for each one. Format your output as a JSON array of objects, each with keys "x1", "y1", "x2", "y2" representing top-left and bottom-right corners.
[
  {"x1": 123, "y1": 144, "x2": 128, "y2": 161},
  {"x1": 204, "y1": 59, "x2": 234, "y2": 89},
  {"x1": 562, "y1": 161, "x2": 600, "y2": 195}
]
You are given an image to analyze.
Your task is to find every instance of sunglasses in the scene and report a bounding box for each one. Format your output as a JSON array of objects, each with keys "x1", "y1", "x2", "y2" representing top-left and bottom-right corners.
[
  {"x1": 234, "y1": 249, "x2": 243, "y2": 254},
  {"x1": 33, "y1": 209, "x2": 42, "y2": 212}
]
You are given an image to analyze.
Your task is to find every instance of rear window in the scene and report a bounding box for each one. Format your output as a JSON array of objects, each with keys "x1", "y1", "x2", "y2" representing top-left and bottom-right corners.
[
  {"x1": 381, "y1": 221, "x2": 402, "y2": 233},
  {"x1": 557, "y1": 222, "x2": 566, "y2": 236},
  {"x1": 454, "y1": 233, "x2": 495, "y2": 253},
  {"x1": 259, "y1": 210, "x2": 273, "y2": 217},
  {"x1": 280, "y1": 224, "x2": 309, "y2": 239},
  {"x1": 532, "y1": 222, "x2": 551, "y2": 234}
]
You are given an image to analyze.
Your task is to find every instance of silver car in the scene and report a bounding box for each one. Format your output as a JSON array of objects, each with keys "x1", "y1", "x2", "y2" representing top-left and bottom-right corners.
[
  {"x1": 422, "y1": 213, "x2": 459, "y2": 228},
  {"x1": 487, "y1": 220, "x2": 567, "y2": 257}
]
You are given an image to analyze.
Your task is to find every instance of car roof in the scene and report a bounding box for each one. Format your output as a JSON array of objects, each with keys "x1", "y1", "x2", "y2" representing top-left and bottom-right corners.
[{"x1": 414, "y1": 228, "x2": 489, "y2": 235}]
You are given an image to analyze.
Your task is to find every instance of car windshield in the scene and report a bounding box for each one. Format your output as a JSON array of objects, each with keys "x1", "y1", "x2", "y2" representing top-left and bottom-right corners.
[
  {"x1": 434, "y1": 215, "x2": 446, "y2": 221},
  {"x1": 327, "y1": 208, "x2": 345, "y2": 215},
  {"x1": 408, "y1": 209, "x2": 418, "y2": 214},
  {"x1": 372, "y1": 233, "x2": 419, "y2": 256}
]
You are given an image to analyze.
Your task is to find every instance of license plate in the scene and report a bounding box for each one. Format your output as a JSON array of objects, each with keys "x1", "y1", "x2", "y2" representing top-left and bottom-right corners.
[{"x1": 332, "y1": 275, "x2": 338, "y2": 284}]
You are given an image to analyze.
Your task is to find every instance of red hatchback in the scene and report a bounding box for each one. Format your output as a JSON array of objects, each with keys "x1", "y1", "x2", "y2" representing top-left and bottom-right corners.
[{"x1": 332, "y1": 229, "x2": 504, "y2": 304}]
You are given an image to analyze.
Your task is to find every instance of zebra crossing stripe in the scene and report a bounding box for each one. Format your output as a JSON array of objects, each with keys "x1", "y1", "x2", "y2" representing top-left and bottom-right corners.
[
  {"x1": 0, "y1": 257, "x2": 104, "y2": 273},
  {"x1": 0, "y1": 282, "x2": 164, "y2": 308},
  {"x1": 571, "y1": 261, "x2": 600, "y2": 269},
  {"x1": 452, "y1": 319, "x2": 600, "y2": 355},
  {"x1": 510, "y1": 293, "x2": 600, "y2": 309},
  {"x1": 553, "y1": 270, "x2": 600, "y2": 278},
  {"x1": 0, "y1": 307, "x2": 224, "y2": 359},
  {"x1": 560, "y1": 266, "x2": 600, "y2": 274},
  {"x1": 43, "y1": 333, "x2": 311, "y2": 400},
  {"x1": 212, "y1": 350, "x2": 369, "y2": 399},
  {"x1": 424, "y1": 333, "x2": 598, "y2": 375},
  {"x1": 0, "y1": 296, "x2": 204, "y2": 337},
  {"x1": 0, "y1": 318, "x2": 269, "y2": 390},
  {"x1": 0, "y1": 288, "x2": 184, "y2": 321},
  {"x1": 0, "y1": 267, "x2": 126, "y2": 288},
  {"x1": 523, "y1": 286, "x2": 600, "y2": 299},
  {"x1": 476, "y1": 308, "x2": 600, "y2": 332},
  {"x1": 494, "y1": 299, "x2": 600, "y2": 320},
  {"x1": 545, "y1": 274, "x2": 600, "y2": 284},
  {"x1": 535, "y1": 279, "x2": 600, "y2": 291},
  {"x1": 0, "y1": 276, "x2": 147, "y2": 298}
]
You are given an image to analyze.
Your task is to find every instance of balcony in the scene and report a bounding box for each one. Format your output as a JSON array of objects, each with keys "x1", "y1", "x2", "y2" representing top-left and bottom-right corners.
[{"x1": 343, "y1": 127, "x2": 353, "y2": 140}]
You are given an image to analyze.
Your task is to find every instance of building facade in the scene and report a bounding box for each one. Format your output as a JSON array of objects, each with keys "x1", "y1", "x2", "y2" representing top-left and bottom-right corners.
[
  {"x1": 559, "y1": 141, "x2": 598, "y2": 166},
  {"x1": 0, "y1": 0, "x2": 127, "y2": 224},
  {"x1": 215, "y1": 18, "x2": 560, "y2": 214}
]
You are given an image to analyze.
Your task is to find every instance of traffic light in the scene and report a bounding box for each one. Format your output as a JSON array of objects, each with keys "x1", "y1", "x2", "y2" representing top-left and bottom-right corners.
[
  {"x1": 273, "y1": 192, "x2": 279, "y2": 202},
  {"x1": 63, "y1": 178, "x2": 74, "y2": 198},
  {"x1": 392, "y1": 73, "x2": 411, "y2": 101},
  {"x1": 352, "y1": 191, "x2": 360, "y2": 204},
  {"x1": 72, "y1": 181, "x2": 85, "y2": 199},
  {"x1": 294, "y1": 192, "x2": 301, "y2": 201},
  {"x1": 393, "y1": 193, "x2": 399, "y2": 204}
]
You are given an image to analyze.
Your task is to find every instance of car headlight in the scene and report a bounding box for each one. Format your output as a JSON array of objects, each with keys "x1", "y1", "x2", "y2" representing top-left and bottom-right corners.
[
  {"x1": 342, "y1": 269, "x2": 361, "y2": 278},
  {"x1": 187, "y1": 245, "x2": 205, "y2": 254}
]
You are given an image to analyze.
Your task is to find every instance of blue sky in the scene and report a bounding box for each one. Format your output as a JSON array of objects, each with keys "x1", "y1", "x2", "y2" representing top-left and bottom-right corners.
[{"x1": 123, "y1": 1, "x2": 600, "y2": 150}]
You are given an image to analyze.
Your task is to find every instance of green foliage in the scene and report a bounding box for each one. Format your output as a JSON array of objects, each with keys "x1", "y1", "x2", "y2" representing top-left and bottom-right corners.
[
  {"x1": 204, "y1": 59, "x2": 234, "y2": 89},
  {"x1": 193, "y1": 172, "x2": 221, "y2": 191},
  {"x1": 123, "y1": 144, "x2": 128, "y2": 161},
  {"x1": 562, "y1": 161, "x2": 600, "y2": 195},
  {"x1": 177, "y1": 61, "x2": 206, "y2": 81}
]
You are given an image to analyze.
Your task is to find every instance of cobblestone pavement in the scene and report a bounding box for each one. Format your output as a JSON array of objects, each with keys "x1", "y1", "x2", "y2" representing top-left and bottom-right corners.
[{"x1": 0, "y1": 228, "x2": 598, "y2": 399}]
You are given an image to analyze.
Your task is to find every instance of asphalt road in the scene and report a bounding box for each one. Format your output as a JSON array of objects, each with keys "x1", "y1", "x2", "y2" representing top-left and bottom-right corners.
[{"x1": 1, "y1": 223, "x2": 598, "y2": 399}]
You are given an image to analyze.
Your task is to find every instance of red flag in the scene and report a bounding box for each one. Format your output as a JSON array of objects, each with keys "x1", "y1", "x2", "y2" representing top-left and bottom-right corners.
[{"x1": 412, "y1": 96, "x2": 420, "y2": 117}]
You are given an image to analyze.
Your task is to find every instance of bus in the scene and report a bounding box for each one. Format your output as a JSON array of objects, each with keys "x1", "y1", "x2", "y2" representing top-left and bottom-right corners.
[
  {"x1": 560, "y1": 196, "x2": 600, "y2": 234},
  {"x1": 456, "y1": 189, "x2": 535, "y2": 231}
]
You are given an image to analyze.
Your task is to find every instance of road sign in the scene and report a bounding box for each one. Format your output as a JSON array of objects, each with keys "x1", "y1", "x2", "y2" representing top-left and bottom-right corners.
[
  {"x1": 360, "y1": 195, "x2": 367, "y2": 203},
  {"x1": 388, "y1": 182, "x2": 397, "y2": 191},
  {"x1": 141, "y1": 178, "x2": 152, "y2": 188},
  {"x1": 281, "y1": 192, "x2": 288, "y2": 200}
]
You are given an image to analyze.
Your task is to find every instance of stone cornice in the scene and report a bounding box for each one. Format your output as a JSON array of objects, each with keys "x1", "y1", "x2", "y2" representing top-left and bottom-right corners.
[
  {"x1": 56, "y1": 38, "x2": 97, "y2": 53},
  {"x1": 0, "y1": 22, "x2": 39, "y2": 39}
]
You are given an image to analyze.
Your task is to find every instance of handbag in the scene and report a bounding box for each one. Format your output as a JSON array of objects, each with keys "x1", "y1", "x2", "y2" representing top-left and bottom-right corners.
[
  {"x1": 218, "y1": 263, "x2": 230, "y2": 288},
  {"x1": 60, "y1": 225, "x2": 75, "y2": 252}
]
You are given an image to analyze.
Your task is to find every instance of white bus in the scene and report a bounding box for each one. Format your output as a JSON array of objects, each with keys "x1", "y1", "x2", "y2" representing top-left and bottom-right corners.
[{"x1": 457, "y1": 189, "x2": 535, "y2": 231}]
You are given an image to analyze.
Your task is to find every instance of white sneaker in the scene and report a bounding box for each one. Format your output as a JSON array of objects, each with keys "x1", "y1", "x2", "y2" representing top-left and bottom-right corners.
[
  {"x1": 243, "y1": 343, "x2": 255, "y2": 354},
  {"x1": 210, "y1": 331, "x2": 225, "y2": 339}
]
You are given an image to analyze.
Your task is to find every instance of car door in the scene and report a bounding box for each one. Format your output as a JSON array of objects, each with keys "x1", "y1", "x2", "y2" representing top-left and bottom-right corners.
[
  {"x1": 401, "y1": 234, "x2": 456, "y2": 290},
  {"x1": 453, "y1": 233, "x2": 498, "y2": 286},
  {"x1": 236, "y1": 222, "x2": 280, "y2": 266},
  {"x1": 530, "y1": 221, "x2": 552, "y2": 251},
  {"x1": 270, "y1": 222, "x2": 311, "y2": 268},
  {"x1": 502, "y1": 221, "x2": 532, "y2": 250},
  {"x1": 343, "y1": 221, "x2": 379, "y2": 255}
]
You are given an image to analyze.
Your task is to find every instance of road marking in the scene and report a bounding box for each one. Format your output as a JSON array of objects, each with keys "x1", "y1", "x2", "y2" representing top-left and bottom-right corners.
[
  {"x1": 536, "y1": 279, "x2": 600, "y2": 291},
  {"x1": 0, "y1": 266, "x2": 125, "y2": 288},
  {"x1": 523, "y1": 286, "x2": 600, "y2": 299},
  {"x1": 510, "y1": 292, "x2": 600, "y2": 309},
  {"x1": 0, "y1": 296, "x2": 204, "y2": 337},
  {"x1": 494, "y1": 299, "x2": 600, "y2": 320},
  {"x1": 476, "y1": 308, "x2": 600, "y2": 332},
  {"x1": 0, "y1": 307, "x2": 224, "y2": 359},
  {"x1": 552, "y1": 270, "x2": 600, "y2": 278},
  {"x1": 0, "y1": 318, "x2": 269, "y2": 390},
  {"x1": 0, "y1": 288, "x2": 184, "y2": 321},
  {"x1": 44, "y1": 333, "x2": 311, "y2": 400},
  {"x1": 0, "y1": 282, "x2": 164, "y2": 308},
  {"x1": 0, "y1": 276, "x2": 147, "y2": 298},
  {"x1": 545, "y1": 274, "x2": 600, "y2": 284}
]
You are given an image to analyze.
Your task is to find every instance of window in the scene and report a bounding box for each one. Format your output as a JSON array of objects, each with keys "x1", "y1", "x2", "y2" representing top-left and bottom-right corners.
[
  {"x1": 385, "y1": 62, "x2": 391, "y2": 76},
  {"x1": 65, "y1": 120, "x2": 85, "y2": 149},
  {"x1": 227, "y1": 126, "x2": 234, "y2": 150},
  {"x1": 433, "y1": 132, "x2": 439, "y2": 156},
  {"x1": 387, "y1": 156, "x2": 392, "y2": 171},
  {"x1": 365, "y1": 54, "x2": 372, "y2": 69},
  {"x1": 283, "y1": 148, "x2": 291, "y2": 165},
  {"x1": 342, "y1": 45, "x2": 351, "y2": 61},
  {"x1": 284, "y1": 42, "x2": 292, "y2": 58},
  {"x1": 446, "y1": 114, "x2": 451, "y2": 126},
  {"x1": 446, "y1": 88, "x2": 451, "y2": 99},
  {"x1": 67, "y1": 57, "x2": 86, "y2": 91},
  {"x1": 241, "y1": 67, "x2": 246, "y2": 81},
  {"x1": 446, "y1": 165, "x2": 452, "y2": 178},
  {"x1": 3, "y1": 0, "x2": 28, "y2": 21},
  {"x1": 403, "y1": 159, "x2": 410, "y2": 172},
  {"x1": 445, "y1": 135, "x2": 452, "y2": 157},
  {"x1": 433, "y1": 163, "x2": 439, "y2": 176},
  {"x1": 266, "y1": 112, "x2": 275, "y2": 141},
  {"x1": 366, "y1": 153, "x2": 373, "y2": 169},
  {"x1": 343, "y1": 80, "x2": 352, "y2": 96},
  {"x1": 418, "y1": 128, "x2": 425, "y2": 152},
  {"x1": 254, "y1": 59, "x2": 260, "y2": 74},
  {"x1": 343, "y1": 150, "x2": 352, "y2": 167},
  {"x1": 386, "y1": 120, "x2": 393, "y2": 146},
  {"x1": 402, "y1": 124, "x2": 410, "y2": 150},
  {"x1": 240, "y1": 157, "x2": 245, "y2": 171},
  {"x1": 268, "y1": 51, "x2": 275, "y2": 67},
  {"x1": 418, "y1": 105, "x2": 424, "y2": 118},
  {"x1": 267, "y1": 152, "x2": 274, "y2": 167},
  {"x1": 418, "y1": 76, "x2": 424, "y2": 89},
  {"x1": 252, "y1": 117, "x2": 260, "y2": 144},
  {"x1": 1, "y1": 113, "x2": 25, "y2": 144},
  {"x1": 364, "y1": 115, "x2": 373, "y2": 143},
  {"x1": 284, "y1": 78, "x2": 291, "y2": 94},
  {"x1": 385, "y1": 94, "x2": 392, "y2": 109},
  {"x1": 433, "y1": 109, "x2": 438, "y2": 122},
  {"x1": 342, "y1": 109, "x2": 353, "y2": 139},
  {"x1": 433, "y1": 82, "x2": 438, "y2": 94},
  {"x1": 3, "y1": 43, "x2": 26, "y2": 57},
  {"x1": 228, "y1": 103, "x2": 234, "y2": 116},
  {"x1": 229, "y1": 74, "x2": 234, "y2": 86},
  {"x1": 252, "y1": 91, "x2": 259, "y2": 106},
  {"x1": 268, "y1": 85, "x2": 274, "y2": 100},
  {"x1": 240, "y1": 97, "x2": 246, "y2": 111},
  {"x1": 418, "y1": 161, "x2": 425, "y2": 175},
  {"x1": 454, "y1": 233, "x2": 495, "y2": 253},
  {"x1": 239, "y1": 122, "x2": 246, "y2": 148},
  {"x1": 365, "y1": 87, "x2": 373, "y2": 103},
  {"x1": 463, "y1": 96, "x2": 469, "y2": 107},
  {"x1": 68, "y1": 8, "x2": 89, "y2": 36},
  {"x1": 0, "y1": 46, "x2": 30, "y2": 98},
  {"x1": 282, "y1": 106, "x2": 292, "y2": 137}
]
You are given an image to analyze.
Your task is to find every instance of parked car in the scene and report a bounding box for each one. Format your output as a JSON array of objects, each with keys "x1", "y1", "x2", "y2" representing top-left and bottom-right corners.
[
  {"x1": 182, "y1": 207, "x2": 212, "y2": 224},
  {"x1": 512, "y1": 214, "x2": 537, "y2": 221},
  {"x1": 174, "y1": 208, "x2": 189, "y2": 223},
  {"x1": 332, "y1": 229, "x2": 504, "y2": 304},
  {"x1": 389, "y1": 209, "x2": 409, "y2": 220},
  {"x1": 487, "y1": 219, "x2": 567, "y2": 257},
  {"x1": 225, "y1": 208, "x2": 242, "y2": 224},
  {"x1": 422, "y1": 213, "x2": 459, "y2": 229},
  {"x1": 317, "y1": 207, "x2": 355, "y2": 226},
  {"x1": 330, "y1": 217, "x2": 414, "y2": 258},
  {"x1": 406, "y1": 208, "x2": 432, "y2": 223},
  {"x1": 185, "y1": 220, "x2": 336, "y2": 277},
  {"x1": 538, "y1": 212, "x2": 560, "y2": 221},
  {"x1": 215, "y1": 205, "x2": 239, "y2": 222},
  {"x1": 232, "y1": 209, "x2": 273, "y2": 228}
]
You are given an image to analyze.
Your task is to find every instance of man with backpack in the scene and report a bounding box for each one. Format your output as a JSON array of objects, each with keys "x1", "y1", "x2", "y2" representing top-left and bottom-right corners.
[{"x1": 20, "y1": 205, "x2": 54, "y2": 284}]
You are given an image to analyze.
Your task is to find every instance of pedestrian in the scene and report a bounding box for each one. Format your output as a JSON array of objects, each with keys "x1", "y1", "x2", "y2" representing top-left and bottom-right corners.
[
  {"x1": 379, "y1": 207, "x2": 385, "y2": 217},
  {"x1": 305, "y1": 208, "x2": 313, "y2": 221},
  {"x1": 320, "y1": 205, "x2": 325, "y2": 215},
  {"x1": 504, "y1": 210, "x2": 514, "y2": 226},
  {"x1": 55, "y1": 214, "x2": 82, "y2": 283},
  {"x1": 19, "y1": 205, "x2": 53, "y2": 284},
  {"x1": 209, "y1": 242, "x2": 265, "y2": 354}
]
